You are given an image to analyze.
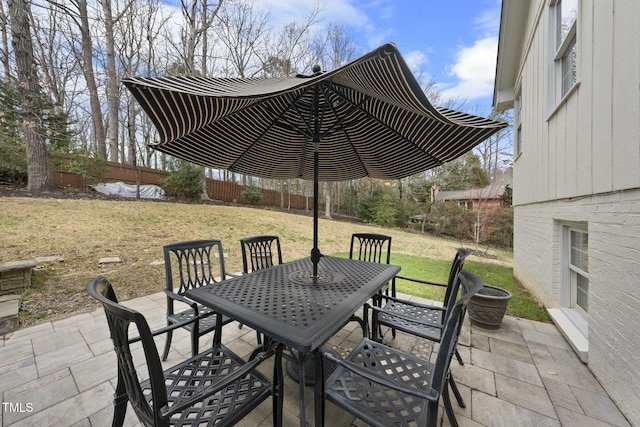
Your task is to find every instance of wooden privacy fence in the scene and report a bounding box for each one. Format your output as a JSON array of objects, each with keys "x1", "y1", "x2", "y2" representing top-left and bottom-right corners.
[{"x1": 52, "y1": 160, "x2": 312, "y2": 211}]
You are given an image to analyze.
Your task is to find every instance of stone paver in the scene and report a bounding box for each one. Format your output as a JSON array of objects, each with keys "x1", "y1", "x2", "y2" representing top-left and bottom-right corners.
[
  {"x1": 0, "y1": 294, "x2": 632, "y2": 427},
  {"x1": 495, "y1": 374, "x2": 557, "y2": 419}
]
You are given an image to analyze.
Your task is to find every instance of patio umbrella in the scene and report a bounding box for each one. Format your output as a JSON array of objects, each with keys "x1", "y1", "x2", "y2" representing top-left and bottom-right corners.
[{"x1": 123, "y1": 43, "x2": 507, "y2": 278}]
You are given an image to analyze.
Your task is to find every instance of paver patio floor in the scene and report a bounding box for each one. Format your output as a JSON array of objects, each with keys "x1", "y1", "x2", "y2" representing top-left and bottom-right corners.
[{"x1": 0, "y1": 291, "x2": 631, "y2": 427}]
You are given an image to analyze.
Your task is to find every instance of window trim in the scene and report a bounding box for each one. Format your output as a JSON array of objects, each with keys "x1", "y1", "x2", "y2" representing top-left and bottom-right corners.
[
  {"x1": 514, "y1": 93, "x2": 522, "y2": 159},
  {"x1": 560, "y1": 223, "x2": 589, "y2": 336},
  {"x1": 547, "y1": 0, "x2": 579, "y2": 115}
]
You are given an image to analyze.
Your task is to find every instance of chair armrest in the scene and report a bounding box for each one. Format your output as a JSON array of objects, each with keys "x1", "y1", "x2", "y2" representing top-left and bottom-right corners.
[
  {"x1": 377, "y1": 294, "x2": 445, "y2": 311},
  {"x1": 160, "y1": 341, "x2": 283, "y2": 418},
  {"x1": 164, "y1": 289, "x2": 198, "y2": 311},
  {"x1": 321, "y1": 344, "x2": 439, "y2": 402},
  {"x1": 129, "y1": 317, "x2": 199, "y2": 345},
  {"x1": 395, "y1": 275, "x2": 446, "y2": 288},
  {"x1": 370, "y1": 304, "x2": 445, "y2": 330},
  {"x1": 164, "y1": 289, "x2": 199, "y2": 317}
]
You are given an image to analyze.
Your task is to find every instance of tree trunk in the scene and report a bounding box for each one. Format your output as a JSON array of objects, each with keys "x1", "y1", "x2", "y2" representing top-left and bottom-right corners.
[
  {"x1": 0, "y1": 1, "x2": 11, "y2": 77},
  {"x1": 77, "y1": 0, "x2": 107, "y2": 159},
  {"x1": 126, "y1": 102, "x2": 140, "y2": 198},
  {"x1": 8, "y1": 0, "x2": 56, "y2": 193},
  {"x1": 324, "y1": 182, "x2": 332, "y2": 219},
  {"x1": 101, "y1": 0, "x2": 120, "y2": 162}
]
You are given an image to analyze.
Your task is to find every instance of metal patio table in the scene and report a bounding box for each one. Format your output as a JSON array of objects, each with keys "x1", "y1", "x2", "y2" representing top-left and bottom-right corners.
[{"x1": 185, "y1": 255, "x2": 400, "y2": 426}]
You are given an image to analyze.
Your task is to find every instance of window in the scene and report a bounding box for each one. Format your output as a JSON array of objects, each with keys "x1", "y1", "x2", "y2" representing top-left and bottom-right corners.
[
  {"x1": 562, "y1": 225, "x2": 589, "y2": 320},
  {"x1": 551, "y1": 0, "x2": 578, "y2": 100},
  {"x1": 459, "y1": 201, "x2": 473, "y2": 210},
  {"x1": 514, "y1": 94, "x2": 522, "y2": 157},
  {"x1": 569, "y1": 229, "x2": 589, "y2": 313}
]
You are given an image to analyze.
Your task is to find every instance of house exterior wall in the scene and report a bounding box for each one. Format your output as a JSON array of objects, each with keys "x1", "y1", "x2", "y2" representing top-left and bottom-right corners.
[
  {"x1": 514, "y1": 192, "x2": 640, "y2": 425},
  {"x1": 500, "y1": 0, "x2": 640, "y2": 423}
]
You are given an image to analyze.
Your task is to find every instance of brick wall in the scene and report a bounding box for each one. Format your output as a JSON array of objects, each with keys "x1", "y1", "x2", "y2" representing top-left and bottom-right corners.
[{"x1": 514, "y1": 189, "x2": 640, "y2": 425}]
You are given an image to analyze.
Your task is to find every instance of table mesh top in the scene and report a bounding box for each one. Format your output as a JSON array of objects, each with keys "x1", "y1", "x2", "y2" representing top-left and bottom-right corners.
[{"x1": 187, "y1": 257, "x2": 399, "y2": 351}]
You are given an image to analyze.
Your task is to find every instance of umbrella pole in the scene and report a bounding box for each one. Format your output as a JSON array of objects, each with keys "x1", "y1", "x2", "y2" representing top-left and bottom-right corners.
[{"x1": 311, "y1": 140, "x2": 321, "y2": 278}]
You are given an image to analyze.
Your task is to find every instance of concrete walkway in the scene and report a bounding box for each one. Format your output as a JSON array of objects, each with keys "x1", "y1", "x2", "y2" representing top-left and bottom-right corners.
[{"x1": 0, "y1": 291, "x2": 631, "y2": 427}]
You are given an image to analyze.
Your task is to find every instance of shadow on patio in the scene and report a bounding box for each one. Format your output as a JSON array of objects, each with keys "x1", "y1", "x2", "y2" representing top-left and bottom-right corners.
[{"x1": 0, "y1": 291, "x2": 630, "y2": 427}]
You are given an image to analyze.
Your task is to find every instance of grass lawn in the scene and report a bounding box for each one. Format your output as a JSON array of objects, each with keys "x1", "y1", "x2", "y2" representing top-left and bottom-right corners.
[
  {"x1": 335, "y1": 252, "x2": 550, "y2": 322},
  {"x1": 0, "y1": 195, "x2": 549, "y2": 325}
]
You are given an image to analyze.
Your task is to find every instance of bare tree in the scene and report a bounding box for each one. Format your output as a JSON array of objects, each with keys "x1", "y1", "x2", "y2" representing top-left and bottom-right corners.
[
  {"x1": 263, "y1": 5, "x2": 321, "y2": 78},
  {"x1": 30, "y1": 3, "x2": 82, "y2": 129},
  {"x1": 310, "y1": 22, "x2": 356, "y2": 219},
  {"x1": 101, "y1": 0, "x2": 124, "y2": 161},
  {"x1": 475, "y1": 110, "x2": 513, "y2": 180},
  {"x1": 8, "y1": 0, "x2": 56, "y2": 192},
  {"x1": 177, "y1": 0, "x2": 223, "y2": 73},
  {"x1": 214, "y1": 0, "x2": 269, "y2": 78},
  {"x1": 0, "y1": 1, "x2": 11, "y2": 78},
  {"x1": 47, "y1": 0, "x2": 107, "y2": 159}
]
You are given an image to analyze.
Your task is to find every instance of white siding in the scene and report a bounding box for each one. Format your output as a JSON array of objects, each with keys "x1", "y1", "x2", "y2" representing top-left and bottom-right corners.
[
  {"x1": 514, "y1": 0, "x2": 640, "y2": 205},
  {"x1": 506, "y1": 0, "x2": 640, "y2": 423},
  {"x1": 611, "y1": 1, "x2": 640, "y2": 190}
]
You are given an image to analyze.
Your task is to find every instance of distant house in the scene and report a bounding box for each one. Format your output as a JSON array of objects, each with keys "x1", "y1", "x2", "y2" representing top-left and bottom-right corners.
[
  {"x1": 435, "y1": 174, "x2": 512, "y2": 210},
  {"x1": 494, "y1": 0, "x2": 640, "y2": 423}
]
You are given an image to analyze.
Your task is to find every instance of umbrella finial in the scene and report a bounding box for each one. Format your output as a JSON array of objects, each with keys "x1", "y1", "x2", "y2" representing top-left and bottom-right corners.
[{"x1": 312, "y1": 64, "x2": 322, "y2": 74}]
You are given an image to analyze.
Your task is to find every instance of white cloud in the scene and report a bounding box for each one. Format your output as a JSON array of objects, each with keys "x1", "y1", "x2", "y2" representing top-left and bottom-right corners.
[
  {"x1": 440, "y1": 2, "x2": 502, "y2": 101},
  {"x1": 404, "y1": 50, "x2": 428, "y2": 73},
  {"x1": 441, "y1": 36, "x2": 498, "y2": 100}
]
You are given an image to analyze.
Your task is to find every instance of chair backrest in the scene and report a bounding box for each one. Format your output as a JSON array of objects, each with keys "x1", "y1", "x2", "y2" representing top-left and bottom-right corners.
[
  {"x1": 87, "y1": 276, "x2": 170, "y2": 427},
  {"x1": 441, "y1": 248, "x2": 472, "y2": 319},
  {"x1": 349, "y1": 233, "x2": 392, "y2": 264},
  {"x1": 240, "y1": 235, "x2": 283, "y2": 273},
  {"x1": 428, "y1": 269, "x2": 483, "y2": 397},
  {"x1": 163, "y1": 239, "x2": 227, "y2": 296}
]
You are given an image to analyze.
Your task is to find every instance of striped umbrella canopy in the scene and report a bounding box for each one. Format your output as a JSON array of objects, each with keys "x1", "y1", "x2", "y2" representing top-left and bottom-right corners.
[{"x1": 123, "y1": 43, "x2": 507, "y2": 277}]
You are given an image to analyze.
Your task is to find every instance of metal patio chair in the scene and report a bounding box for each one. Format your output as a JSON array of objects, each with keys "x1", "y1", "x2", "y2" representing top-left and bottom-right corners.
[
  {"x1": 372, "y1": 248, "x2": 472, "y2": 410},
  {"x1": 240, "y1": 235, "x2": 283, "y2": 274},
  {"x1": 240, "y1": 235, "x2": 283, "y2": 343},
  {"x1": 349, "y1": 233, "x2": 392, "y2": 265},
  {"x1": 348, "y1": 233, "x2": 392, "y2": 333},
  {"x1": 87, "y1": 276, "x2": 284, "y2": 427},
  {"x1": 375, "y1": 248, "x2": 470, "y2": 353},
  {"x1": 319, "y1": 270, "x2": 483, "y2": 427},
  {"x1": 161, "y1": 239, "x2": 233, "y2": 360}
]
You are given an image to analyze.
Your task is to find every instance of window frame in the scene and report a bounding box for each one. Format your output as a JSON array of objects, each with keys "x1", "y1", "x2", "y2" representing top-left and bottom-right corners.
[
  {"x1": 514, "y1": 93, "x2": 522, "y2": 159},
  {"x1": 548, "y1": 0, "x2": 579, "y2": 112},
  {"x1": 560, "y1": 223, "x2": 589, "y2": 335}
]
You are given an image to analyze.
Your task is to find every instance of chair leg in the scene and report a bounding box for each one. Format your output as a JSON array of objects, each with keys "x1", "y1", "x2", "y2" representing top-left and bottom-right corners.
[
  {"x1": 442, "y1": 381, "x2": 459, "y2": 427},
  {"x1": 161, "y1": 328, "x2": 173, "y2": 361},
  {"x1": 111, "y1": 371, "x2": 128, "y2": 427},
  {"x1": 348, "y1": 314, "x2": 366, "y2": 336},
  {"x1": 272, "y1": 346, "x2": 284, "y2": 427},
  {"x1": 314, "y1": 350, "x2": 325, "y2": 427},
  {"x1": 449, "y1": 372, "x2": 466, "y2": 408},
  {"x1": 191, "y1": 331, "x2": 199, "y2": 357},
  {"x1": 455, "y1": 348, "x2": 464, "y2": 365}
]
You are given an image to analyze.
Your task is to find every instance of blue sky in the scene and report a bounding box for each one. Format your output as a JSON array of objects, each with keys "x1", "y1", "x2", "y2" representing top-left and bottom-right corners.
[{"x1": 261, "y1": 0, "x2": 502, "y2": 114}]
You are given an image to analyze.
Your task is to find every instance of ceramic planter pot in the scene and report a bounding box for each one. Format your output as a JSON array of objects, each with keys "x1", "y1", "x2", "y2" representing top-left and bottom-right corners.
[{"x1": 468, "y1": 285, "x2": 512, "y2": 329}]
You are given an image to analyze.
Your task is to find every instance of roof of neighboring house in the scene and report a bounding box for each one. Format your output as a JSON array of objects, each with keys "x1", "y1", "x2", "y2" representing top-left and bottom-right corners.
[{"x1": 435, "y1": 175, "x2": 512, "y2": 202}]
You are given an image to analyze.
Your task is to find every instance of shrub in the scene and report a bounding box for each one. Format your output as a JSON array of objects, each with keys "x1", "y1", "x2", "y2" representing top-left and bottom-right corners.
[
  {"x1": 358, "y1": 185, "x2": 408, "y2": 228},
  {"x1": 53, "y1": 149, "x2": 106, "y2": 188},
  {"x1": 161, "y1": 159, "x2": 203, "y2": 201},
  {"x1": 484, "y1": 206, "x2": 514, "y2": 249},
  {"x1": 0, "y1": 140, "x2": 27, "y2": 184},
  {"x1": 241, "y1": 185, "x2": 263, "y2": 203}
]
